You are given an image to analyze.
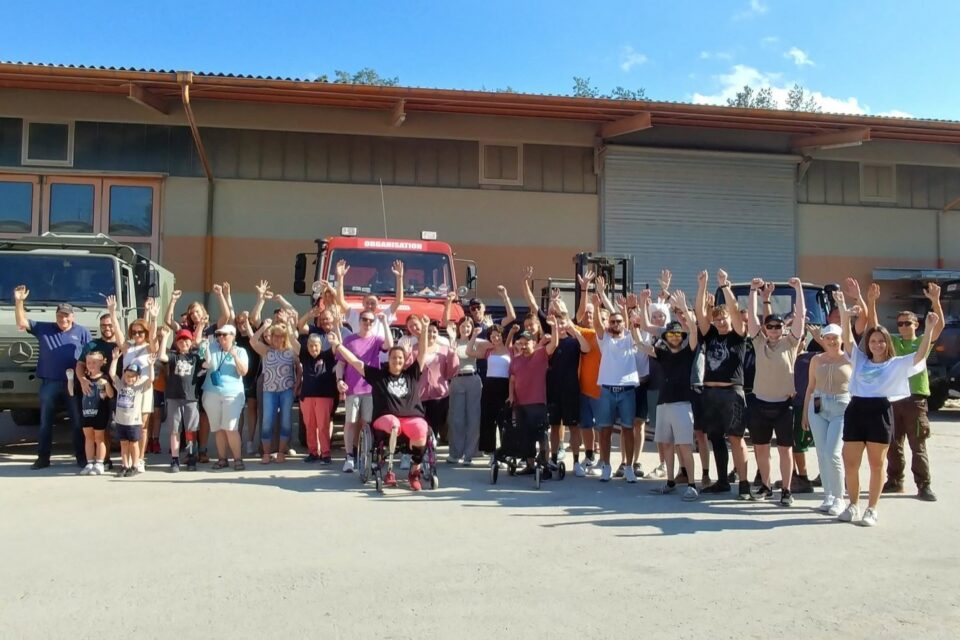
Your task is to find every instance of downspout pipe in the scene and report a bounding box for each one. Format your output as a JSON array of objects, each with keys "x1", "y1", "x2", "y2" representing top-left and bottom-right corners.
[
  {"x1": 939, "y1": 195, "x2": 960, "y2": 269},
  {"x1": 177, "y1": 71, "x2": 216, "y2": 305}
]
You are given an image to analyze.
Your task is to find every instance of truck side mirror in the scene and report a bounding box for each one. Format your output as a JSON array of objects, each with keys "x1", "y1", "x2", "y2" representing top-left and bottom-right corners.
[
  {"x1": 466, "y1": 264, "x2": 477, "y2": 290},
  {"x1": 146, "y1": 268, "x2": 159, "y2": 298},
  {"x1": 293, "y1": 253, "x2": 307, "y2": 295}
]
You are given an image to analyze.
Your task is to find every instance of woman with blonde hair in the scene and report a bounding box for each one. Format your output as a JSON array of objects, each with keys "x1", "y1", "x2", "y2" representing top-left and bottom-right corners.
[{"x1": 248, "y1": 317, "x2": 301, "y2": 463}]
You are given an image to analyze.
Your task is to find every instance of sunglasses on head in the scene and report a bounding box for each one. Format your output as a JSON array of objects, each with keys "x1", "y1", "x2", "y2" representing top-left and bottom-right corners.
[{"x1": 897, "y1": 320, "x2": 915, "y2": 327}]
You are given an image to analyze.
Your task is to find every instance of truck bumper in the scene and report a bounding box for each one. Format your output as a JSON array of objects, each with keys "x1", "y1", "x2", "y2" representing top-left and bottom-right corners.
[{"x1": 0, "y1": 370, "x2": 40, "y2": 410}]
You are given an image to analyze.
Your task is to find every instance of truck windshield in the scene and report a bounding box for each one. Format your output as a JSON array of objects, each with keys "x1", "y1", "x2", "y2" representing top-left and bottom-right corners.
[
  {"x1": 726, "y1": 285, "x2": 828, "y2": 325},
  {"x1": 0, "y1": 254, "x2": 115, "y2": 306},
  {"x1": 328, "y1": 249, "x2": 453, "y2": 300}
]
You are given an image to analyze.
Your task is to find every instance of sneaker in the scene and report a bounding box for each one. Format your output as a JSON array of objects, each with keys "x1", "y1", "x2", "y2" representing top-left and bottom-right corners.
[
  {"x1": 187, "y1": 455, "x2": 198, "y2": 472},
  {"x1": 79, "y1": 463, "x2": 94, "y2": 476},
  {"x1": 882, "y1": 479, "x2": 904, "y2": 494},
  {"x1": 828, "y1": 498, "x2": 845, "y2": 516},
  {"x1": 859, "y1": 507, "x2": 878, "y2": 527},
  {"x1": 838, "y1": 502, "x2": 860, "y2": 523},
  {"x1": 287, "y1": 448, "x2": 297, "y2": 456},
  {"x1": 652, "y1": 462, "x2": 666, "y2": 479},
  {"x1": 574, "y1": 462, "x2": 586, "y2": 477},
  {"x1": 124, "y1": 467, "x2": 139, "y2": 477},
  {"x1": 816, "y1": 497, "x2": 834, "y2": 513},
  {"x1": 791, "y1": 473, "x2": 814, "y2": 494},
  {"x1": 170, "y1": 459, "x2": 180, "y2": 473},
  {"x1": 812, "y1": 474, "x2": 823, "y2": 487},
  {"x1": 408, "y1": 469, "x2": 422, "y2": 491},
  {"x1": 917, "y1": 485, "x2": 938, "y2": 502},
  {"x1": 92, "y1": 462, "x2": 105, "y2": 476},
  {"x1": 779, "y1": 490, "x2": 794, "y2": 507},
  {"x1": 445, "y1": 457, "x2": 461, "y2": 465},
  {"x1": 136, "y1": 459, "x2": 146, "y2": 473},
  {"x1": 400, "y1": 454, "x2": 412, "y2": 470},
  {"x1": 682, "y1": 486, "x2": 699, "y2": 501},
  {"x1": 30, "y1": 458, "x2": 51, "y2": 470},
  {"x1": 700, "y1": 482, "x2": 731, "y2": 494},
  {"x1": 737, "y1": 480, "x2": 756, "y2": 501},
  {"x1": 727, "y1": 470, "x2": 738, "y2": 484},
  {"x1": 342, "y1": 456, "x2": 356, "y2": 473},
  {"x1": 245, "y1": 441, "x2": 256, "y2": 456},
  {"x1": 633, "y1": 462, "x2": 645, "y2": 478},
  {"x1": 116, "y1": 466, "x2": 127, "y2": 478},
  {"x1": 649, "y1": 483, "x2": 676, "y2": 494},
  {"x1": 586, "y1": 458, "x2": 601, "y2": 476},
  {"x1": 624, "y1": 464, "x2": 637, "y2": 483},
  {"x1": 104, "y1": 458, "x2": 114, "y2": 471},
  {"x1": 600, "y1": 463, "x2": 613, "y2": 482},
  {"x1": 755, "y1": 485, "x2": 774, "y2": 500},
  {"x1": 384, "y1": 470, "x2": 397, "y2": 487},
  {"x1": 320, "y1": 455, "x2": 333, "y2": 464},
  {"x1": 613, "y1": 463, "x2": 625, "y2": 478},
  {"x1": 303, "y1": 454, "x2": 320, "y2": 463}
]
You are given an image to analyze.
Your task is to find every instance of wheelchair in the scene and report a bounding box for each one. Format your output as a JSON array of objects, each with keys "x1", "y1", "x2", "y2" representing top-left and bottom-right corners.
[
  {"x1": 357, "y1": 422, "x2": 439, "y2": 494},
  {"x1": 489, "y1": 405, "x2": 565, "y2": 490}
]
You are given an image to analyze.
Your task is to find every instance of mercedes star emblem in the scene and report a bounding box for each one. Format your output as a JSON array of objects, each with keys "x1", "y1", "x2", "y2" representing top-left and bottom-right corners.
[{"x1": 9, "y1": 341, "x2": 34, "y2": 365}]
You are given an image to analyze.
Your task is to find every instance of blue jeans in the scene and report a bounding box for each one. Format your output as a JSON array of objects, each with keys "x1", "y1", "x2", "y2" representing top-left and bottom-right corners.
[
  {"x1": 261, "y1": 387, "x2": 294, "y2": 443},
  {"x1": 595, "y1": 386, "x2": 637, "y2": 429},
  {"x1": 38, "y1": 379, "x2": 84, "y2": 465},
  {"x1": 808, "y1": 393, "x2": 850, "y2": 503}
]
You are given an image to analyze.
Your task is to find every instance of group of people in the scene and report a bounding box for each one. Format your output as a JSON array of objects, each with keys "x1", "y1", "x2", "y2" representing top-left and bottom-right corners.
[{"x1": 13, "y1": 261, "x2": 943, "y2": 523}]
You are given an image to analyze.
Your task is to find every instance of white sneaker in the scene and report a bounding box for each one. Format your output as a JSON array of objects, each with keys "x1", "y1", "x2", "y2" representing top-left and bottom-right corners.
[
  {"x1": 600, "y1": 463, "x2": 612, "y2": 482},
  {"x1": 817, "y1": 497, "x2": 834, "y2": 513},
  {"x1": 828, "y1": 498, "x2": 846, "y2": 517},
  {"x1": 136, "y1": 459, "x2": 145, "y2": 473},
  {"x1": 859, "y1": 507, "x2": 879, "y2": 527},
  {"x1": 244, "y1": 441, "x2": 255, "y2": 456},
  {"x1": 79, "y1": 463, "x2": 94, "y2": 476},
  {"x1": 838, "y1": 502, "x2": 860, "y2": 523},
  {"x1": 585, "y1": 458, "x2": 601, "y2": 476},
  {"x1": 652, "y1": 462, "x2": 667, "y2": 478},
  {"x1": 92, "y1": 462, "x2": 105, "y2": 476},
  {"x1": 400, "y1": 454, "x2": 411, "y2": 470},
  {"x1": 624, "y1": 464, "x2": 637, "y2": 483},
  {"x1": 342, "y1": 456, "x2": 355, "y2": 473},
  {"x1": 287, "y1": 448, "x2": 297, "y2": 456},
  {"x1": 682, "y1": 485, "x2": 699, "y2": 501},
  {"x1": 574, "y1": 462, "x2": 586, "y2": 477}
]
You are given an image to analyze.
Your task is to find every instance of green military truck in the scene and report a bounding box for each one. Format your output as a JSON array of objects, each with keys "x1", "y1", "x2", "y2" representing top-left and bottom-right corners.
[{"x1": 0, "y1": 233, "x2": 174, "y2": 426}]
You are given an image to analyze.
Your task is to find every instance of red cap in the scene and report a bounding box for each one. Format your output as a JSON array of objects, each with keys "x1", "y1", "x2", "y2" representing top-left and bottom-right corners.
[{"x1": 175, "y1": 329, "x2": 194, "y2": 342}]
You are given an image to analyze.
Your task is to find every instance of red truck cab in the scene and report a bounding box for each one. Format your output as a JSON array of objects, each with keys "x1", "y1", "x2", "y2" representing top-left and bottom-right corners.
[{"x1": 294, "y1": 233, "x2": 474, "y2": 328}]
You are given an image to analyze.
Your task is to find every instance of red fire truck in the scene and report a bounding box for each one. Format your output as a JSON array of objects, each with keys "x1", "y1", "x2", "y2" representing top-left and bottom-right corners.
[{"x1": 293, "y1": 228, "x2": 475, "y2": 328}]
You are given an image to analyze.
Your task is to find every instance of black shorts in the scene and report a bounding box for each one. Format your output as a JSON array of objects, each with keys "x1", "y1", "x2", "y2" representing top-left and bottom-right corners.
[
  {"x1": 691, "y1": 388, "x2": 703, "y2": 431},
  {"x1": 699, "y1": 386, "x2": 746, "y2": 438},
  {"x1": 843, "y1": 396, "x2": 893, "y2": 444},
  {"x1": 116, "y1": 423, "x2": 142, "y2": 443},
  {"x1": 747, "y1": 398, "x2": 794, "y2": 447},
  {"x1": 634, "y1": 379, "x2": 650, "y2": 421},
  {"x1": 515, "y1": 403, "x2": 548, "y2": 459},
  {"x1": 547, "y1": 378, "x2": 580, "y2": 427}
]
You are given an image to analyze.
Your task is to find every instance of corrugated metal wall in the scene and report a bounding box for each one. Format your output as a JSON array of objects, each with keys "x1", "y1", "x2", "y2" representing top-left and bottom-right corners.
[{"x1": 602, "y1": 146, "x2": 797, "y2": 292}]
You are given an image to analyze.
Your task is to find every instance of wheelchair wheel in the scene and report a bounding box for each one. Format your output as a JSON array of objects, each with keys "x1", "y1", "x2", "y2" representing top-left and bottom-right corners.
[
  {"x1": 508, "y1": 460, "x2": 517, "y2": 476},
  {"x1": 534, "y1": 466, "x2": 541, "y2": 490},
  {"x1": 374, "y1": 466, "x2": 384, "y2": 494},
  {"x1": 358, "y1": 426, "x2": 371, "y2": 484},
  {"x1": 490, "y1": 462, "x2": 499, "y2": 484},
  {"x1": 558, "y1": 461, "x2": 566, "y2": 480},
  {"x1": 430, "y1": 472, "x2": 439, "y2": 490}
]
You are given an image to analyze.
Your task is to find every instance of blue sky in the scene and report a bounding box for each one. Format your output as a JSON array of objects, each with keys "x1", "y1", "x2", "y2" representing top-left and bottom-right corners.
[{"x1": 2, "y1": 0, "x2": 958, "y2": 120}]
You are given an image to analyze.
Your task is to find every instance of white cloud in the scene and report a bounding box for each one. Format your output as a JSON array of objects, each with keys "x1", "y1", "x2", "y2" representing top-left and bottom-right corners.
[
  {"x1": 619, "y1": 46, "x2": 648, "y2": 72},
  {"x1": 877, "y1": 109, "x2": 914, "y2": 118},
  {"x1": 761, "y1": 36, "x2": 779, "y2": 46},
  {"x1": 700, "y1": 50, "x2": 733, "y2": 61},
  {"x1": 692, "y1": 64, "x2": 868, "y2": 114},
  {"x1": 735, "y1": 0, "x2": 768, "y2": 19},
  {"x1": 785, "y1": 47, "x2": 814, "y2": 66}
]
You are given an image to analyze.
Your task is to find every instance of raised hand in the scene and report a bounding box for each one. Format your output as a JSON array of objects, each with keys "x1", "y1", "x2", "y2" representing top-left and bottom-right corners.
[
  {"x1": 924, "y1": 282, "x2": 941, "y2": 301},
  {"x1": 832, "y1": 290, "x2": 847, "y2": 311},
  {"x1": 761, "y1": 282, "x2": 775, "y2": 302},
  {"x1": 13, "y1": 285, "x2": 29, "y2": 302},
  {"x1": 212, "y1": 284, "x2": 222, "y2": 295},
  {"x1": 105, "y1": 294, "x2": 117, "y2": 312},
  {"x1": 844, "y1": 277, "x2": 862, "y2": 301},
  {"x1": 148, "y1": 301, "x2": 160, "y2": 319},
  {"x1": 577, "y1": 270, "x2": 595, "y2": 289},
  {"x1": 391, "y1": 260, "x2": 404, "y2": 277},
  {"x1": 311, "y1": 280, "x2": 327, "y2": 295},
  {"x1": 170, "y1": 290, "x2": 182, "y2": 302},
  {"x1": 327, "y1": 331, "x2": 341, "y2": 349},
  {"x1": 750, "y1": 277, "x2": 764, "y2": 291},
  {"x1": 705, "y1": 293, "x2": 716, "y2": 308},
  {"x1": 788, "y1": 277, "x2": 802, "y2": 289},
  {"x1": 595, "y1": 275, "x2": 607, "y2": 294},
  {"x1": 697, "y1": 270, "x2": 708, "y2": 287},
  {"x1": 550, "y1": 287, "x2": 561, "y2": 301},
  {"x1": 523, "y1": 266, "x2": 534, "y2": 282},
  {"x1": 112, "y1": 346, "x2": 121, "y2": 360},
  {"x1": 144, "y1": 298, "x2": 155, "y2": 312},
  {"x1": 926, "y1": 311, "x2": 941, "y2": 329},
  {"x1": 636, "y1": 290, "x2": 649, "y2": 305},
  {"x1": 496, "y1": 285, "x2": 508, "y2": 297},
  {"x1": 255, "y1": 280, "x2": 270, "y2": 299},
  {"x1": 717, "y1": 269, "x2": 730, "y2": 288},
  {"x1": 262, "y1": 318, "x2": 273, "y2": 330},
  {"x1": 222, "y1": 282, "x2": 231, "y2": 296},
  {"x1": 335, "y1": 260, "x2": 349, "y2": 279},
  {"x1": 659, "y1": 269, "x2": 672, "y2": 291},
  {"x1": 866, "y1": 282, "x2": 880, "y2": 303},
  {"x1": 446, "y1": 291, "x2": 457, "y2": 304},
  {"x1": 472, "y1": 326, "x2": 483, "y2": 339}
]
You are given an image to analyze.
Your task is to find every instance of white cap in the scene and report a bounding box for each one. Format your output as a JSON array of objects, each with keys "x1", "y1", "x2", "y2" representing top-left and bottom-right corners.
[
  {"x1": 218, "y1": 324, "x2": 237, "y2": 335},
  {"x1": 821, "y1": 324, "x2": 842, "y2": 337}
]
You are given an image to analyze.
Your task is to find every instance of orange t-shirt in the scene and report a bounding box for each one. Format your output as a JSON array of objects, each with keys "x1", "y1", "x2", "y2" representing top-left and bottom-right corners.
[{"x1": 578, "y1": 328, "x2": 601, "y2": 399}]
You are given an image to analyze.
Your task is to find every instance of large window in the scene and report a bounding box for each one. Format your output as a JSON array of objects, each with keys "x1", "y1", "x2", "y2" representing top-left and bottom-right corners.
[
  {"x1": 0, "y1": 174, "x2": 161, "y2": 258},
  {"x1": 0, "y1": 254, "x2": 116, "y2": 306},
  {"x1": 327, "y1": 249, "x2": 453, "y2": 300}
]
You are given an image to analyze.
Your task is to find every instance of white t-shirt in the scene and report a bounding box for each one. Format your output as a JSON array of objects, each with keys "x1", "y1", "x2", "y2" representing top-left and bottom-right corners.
[
  {"x1": 346, "y1": 306, "x2": 397, "y2": 363},
  {"x1": 632, "y1": 329, "x2": 652, "y2": 378},
  {"x1": 597, "y1": 333, "x2": 640, "y2": 387},
  {"x1": 846, "y1": 345, "x2": 925, "y2": 401}
]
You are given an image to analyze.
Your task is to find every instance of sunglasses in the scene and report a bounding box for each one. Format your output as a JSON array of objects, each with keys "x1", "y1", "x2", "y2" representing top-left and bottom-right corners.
[
  {"x1": 664, "y1": 331, "x2": 682, "y2": 338},
  {"x1": 130, "y1": 330, "x2": 146, "y2": 336},
  {"x1": 215, "y1": 332, "x2": 229, "y2": 337},
  {"x1": 765, "y1": 324, "x2": 784, "y2": 330},
  {"x1": 897, "y1": 321, "x2": 915, "y2": 327},
  {"x1": 609, "y1": 319, "x2": 624, "y2": 324},
  {"x1": 360, "y1": 317, "x2": 376, "y2": 323}
]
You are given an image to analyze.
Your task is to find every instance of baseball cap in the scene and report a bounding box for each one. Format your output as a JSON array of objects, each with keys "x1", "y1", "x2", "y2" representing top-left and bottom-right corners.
[
  {"x1": 467, "y1": 298, "x2": 483, "y2": 308},
  {"x1": 124, "y1": 363, "x2": 142, "y2": 375},
  {"x1": 821, "y1": 324, "x2": 842, "y2": 337},
  {"x1": 663, "y1": 321, "x2": 685, "y2": 334},
  {"x1": 515, "y1": 331, "x2": 535, "y2": 341},
  {"x1": 217, "y1": 324, "x2": 237, "y2": 336},
  {"x1": 56, "y1": 303, "x2": 74, "y2": 314},
  {"x1": 175, "y1": 329, "x2": 194, "y2": 342},
  {"x1": 763, "y1": 314, "x2": 785, "y2": 326}
]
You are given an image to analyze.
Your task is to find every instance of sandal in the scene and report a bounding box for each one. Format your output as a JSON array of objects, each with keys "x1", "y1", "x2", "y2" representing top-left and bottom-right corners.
[
  {"x1": 234, "y1": 461, "x2": 246, "y2": 471},
  {"x1": 212, "y1": 459, "x2": 230, "y2": 470},
  {"x1": 260, "y1": 454, "x2": 272, "y2": 465}
]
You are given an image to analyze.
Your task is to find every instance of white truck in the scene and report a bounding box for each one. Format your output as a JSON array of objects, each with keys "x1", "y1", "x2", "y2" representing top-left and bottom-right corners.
[{"x1": 0, "y1": 234, "x2": 174, "y2": 426}]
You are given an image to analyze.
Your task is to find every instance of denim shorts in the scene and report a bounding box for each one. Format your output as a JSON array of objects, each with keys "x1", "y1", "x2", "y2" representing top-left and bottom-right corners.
[
  {"x1": 580, "y1": 393, "x2": 600, "y2": 428},
  {"x1": 595, "y1": 386, "x2": 637, "y2": 429}
]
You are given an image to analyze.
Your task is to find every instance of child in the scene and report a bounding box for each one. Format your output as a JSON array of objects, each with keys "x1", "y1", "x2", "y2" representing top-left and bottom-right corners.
[
  {"x1": 109, "y1": 347, "x2": 155, "y2": 477},
  {"x1": 68, "y1": 352, "x2": 115, "y2": 475},
  {"x1": 158, "y1": 327, "x2": 203, "y2": 471}
]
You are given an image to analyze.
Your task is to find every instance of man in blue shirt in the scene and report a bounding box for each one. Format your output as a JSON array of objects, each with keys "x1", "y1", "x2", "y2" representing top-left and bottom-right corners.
[{"x1": 14, "y1": 285, "x2": 92, "y2": 469}]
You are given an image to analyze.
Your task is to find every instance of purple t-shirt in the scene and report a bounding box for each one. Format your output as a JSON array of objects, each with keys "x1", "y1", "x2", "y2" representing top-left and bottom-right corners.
[{"x1": 337, "y1": 334, "x2": 384, "y2": 395}]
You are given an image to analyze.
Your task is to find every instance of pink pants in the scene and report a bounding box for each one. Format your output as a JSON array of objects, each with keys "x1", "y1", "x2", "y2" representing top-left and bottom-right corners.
[
  {"x1": 372, "y1": 415, "x2": 429, "y2": 443},
  {"x1": 301, "y1": 397, "x2": 335, "y2": 456}
]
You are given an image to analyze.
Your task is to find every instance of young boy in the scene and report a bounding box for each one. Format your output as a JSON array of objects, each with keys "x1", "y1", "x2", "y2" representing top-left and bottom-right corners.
[
  {"x1": 158, "y1": 327, "x2": 203, "y2": 471},
  {"x1": 68, "y1": 352, "x2": 115, "y2": 475},
  {"x1": 109, "y1": 348, "x2": 155, "y2": 477}
]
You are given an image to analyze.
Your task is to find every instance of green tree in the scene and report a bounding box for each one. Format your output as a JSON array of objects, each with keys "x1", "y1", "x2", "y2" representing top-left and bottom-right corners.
[
  {"x1": 572, "y1": 76, "x2": 600, "y2": 98},
  {"x1": 727, "y1": 85, "x2": 775, "y2": 109},
  {"x1": 572, "y1": 77, "x2": 648, "y2": 100},
  {"x1": 332, "y1": 68, "x2": 400, "y2": 86},
  {"x1": 785, "y1": 83, "x2": 821, "y2": 112},
  {"x1": 610, "y1": 86, "x2": 647, "y2": 101}
]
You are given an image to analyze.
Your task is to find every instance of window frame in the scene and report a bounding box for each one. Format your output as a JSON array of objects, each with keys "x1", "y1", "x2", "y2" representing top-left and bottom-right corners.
[
  {"x1": 102, "y1": 177, "x2": 162, "y2": 259},
  {"x1": 478, "y1": 141, "x2": 524, "y2": 186},
  {"x1": 20, "y1": 120, "x2": 76, "y2": 167},
  {"x1": 859, "y1": 162, "x2": 897, "y2": 203},
  {"x1": 41, "y1": 176, "x2": 103, "y2": 236},
  {"x1": 0, "y1": 174, "x2": 41, "y2": 239}
]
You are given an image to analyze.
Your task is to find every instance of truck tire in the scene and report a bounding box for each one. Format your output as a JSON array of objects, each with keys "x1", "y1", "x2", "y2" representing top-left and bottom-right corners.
[
  {"x1": 11, "y1": 409, "x2": 41, "y2": 427},
  {"x1": 928, "y1": 384, "x2": 948, "y2": 413}
]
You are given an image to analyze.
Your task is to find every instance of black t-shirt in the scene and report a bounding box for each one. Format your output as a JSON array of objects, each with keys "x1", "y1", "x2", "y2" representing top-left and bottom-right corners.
[
  {"x1": 236, "y1": 335, "x2": 261, "y2": 388},
  {"x1": 547, "y1": 335, "x2": 581, "y2": 388},
  {"x1": 76, "y1": 374, "x2": 113, "y2": 428},
  {"x1": 299, "y1": 338, "x2": 338, "y2": 399},
  {"x1": 363, "y1": 363, "x2": 423, "y2": 420},
  {"x1": 699, "y1": 326, "x2": 747, "y2": 386},
  {"x1": 655, "y1": 343, "x2": 695, "y2": 404},
  {"x1": 165, "y1": 350, "x2": 202, "y2": 401}
]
